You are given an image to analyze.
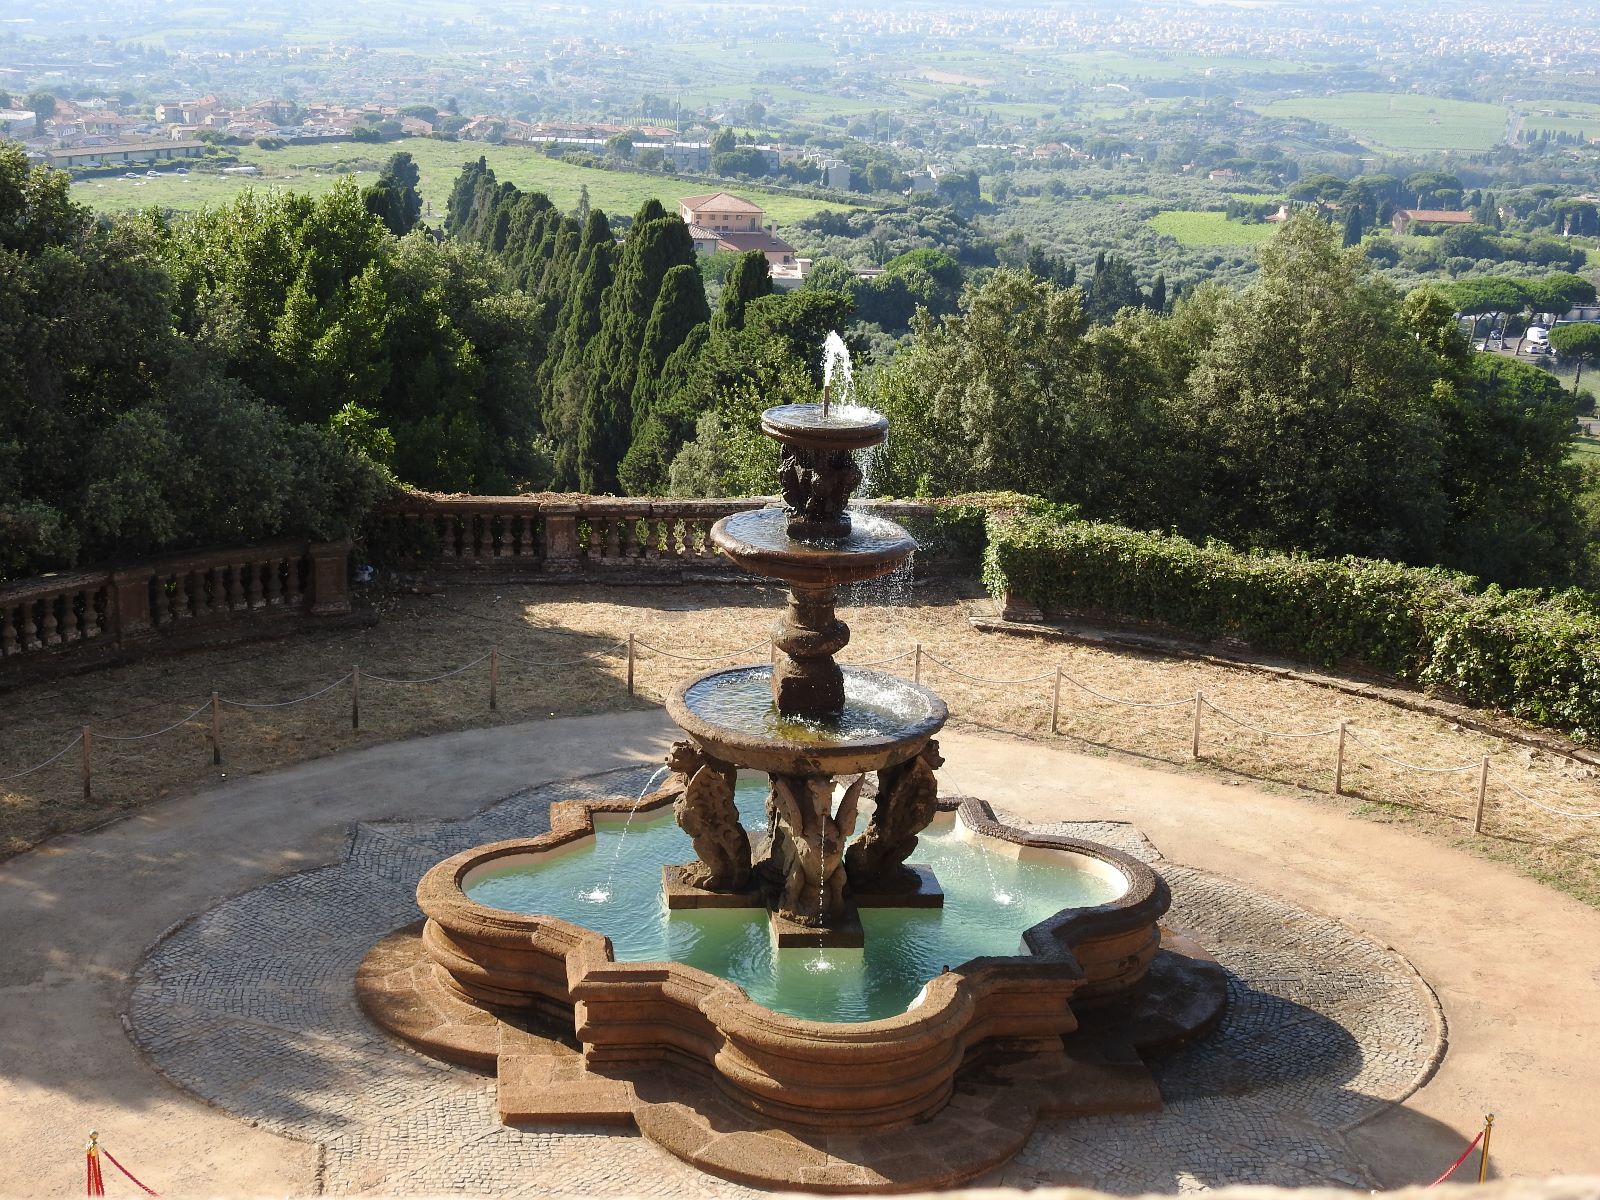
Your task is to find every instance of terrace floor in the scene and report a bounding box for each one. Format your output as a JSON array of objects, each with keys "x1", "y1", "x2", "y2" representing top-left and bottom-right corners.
[{"x1": 2, "y1": 711, "x2": 1596, "y2": 1195}]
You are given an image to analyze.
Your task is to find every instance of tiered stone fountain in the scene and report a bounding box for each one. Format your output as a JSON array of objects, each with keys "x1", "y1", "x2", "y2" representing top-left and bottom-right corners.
[
  {"x1": 663, "y1": 395, "x2": 948, "y2": 945},
  {"x1": 358, "y1": 347, "x2": 1225, "y2": 1191}
]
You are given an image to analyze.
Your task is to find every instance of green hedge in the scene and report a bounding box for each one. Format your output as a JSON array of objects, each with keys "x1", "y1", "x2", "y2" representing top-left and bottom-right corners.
[{"x1": 981, "y1": 508, "x2": 1600, "y2": 739}]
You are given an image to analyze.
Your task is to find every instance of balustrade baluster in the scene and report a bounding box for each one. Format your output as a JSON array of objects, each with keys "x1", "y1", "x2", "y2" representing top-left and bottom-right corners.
[
  {"x1": 1, "y1": 604, "x2": 16, "y2": 655},
  {"x1": 603, "y1": 517, "x2": 620, "y2": 560},
  {"x1": 174, "y1": 571, "x2": 194, "y2": 619},
  {"x1": 512, "y1": 514, "x2": 530, "y2": 557},
  {"x1": 150, "y1": 576, "x2": 169, "y2": 626},
  {"x1": 60, "y1": 592, "x2": 80, "y2": 642},
  {"x1": 85, "y1": 587, "x2": 104, "y2": 638},
  {"x1": 41, "y1": 597, "x2": 60, "y2": 645},
  {"x1": 247, "y1": 561, "x2": 265, "y2": 608},
  {"x1": 227, "y1": 563, "x2": 247, "y2": 610},
  {"x1": 285, "y1": 557, "x2": 304, "y2": 607},
  {"x1": 264, "y1": 557, "x2": 283, "y2": 606}
]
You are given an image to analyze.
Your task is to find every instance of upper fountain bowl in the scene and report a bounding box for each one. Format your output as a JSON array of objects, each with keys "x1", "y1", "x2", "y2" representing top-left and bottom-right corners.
[
  {"x1": 712, "y1": 508, "x2": 915, "y2": 588},
  {"x1": 761, "y1": 403, "x2": 889, "y2": 451}
]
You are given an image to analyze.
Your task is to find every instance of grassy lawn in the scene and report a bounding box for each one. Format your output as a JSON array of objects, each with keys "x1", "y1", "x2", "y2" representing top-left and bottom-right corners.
[
  {"x1": 75, "y1": 138, "x2": 866, "y2": 224},
  {"x1": 1259, "y1": 92, "x2": 1508, "y2": 153},
  {"x1": 1148, "y1": 210, "x2": 1277, "y2": 247}
]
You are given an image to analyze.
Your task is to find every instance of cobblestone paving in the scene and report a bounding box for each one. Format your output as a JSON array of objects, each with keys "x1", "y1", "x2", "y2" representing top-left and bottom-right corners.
[{"x1": 127, "y1": 768, "x2": 1442, "y2": 1196}]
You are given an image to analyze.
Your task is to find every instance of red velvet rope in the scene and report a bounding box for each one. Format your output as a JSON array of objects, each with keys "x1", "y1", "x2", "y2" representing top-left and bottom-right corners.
[
  {"x1": 1427, "y1": 1129, "x2": 1485, "y2": 1188},
  {"x1": 100, "y1": 1148, "x2": 160, "y2": 1196}
]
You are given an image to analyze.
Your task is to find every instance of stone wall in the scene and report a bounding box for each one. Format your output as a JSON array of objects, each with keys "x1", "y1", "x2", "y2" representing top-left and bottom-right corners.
[{"x1": 0, "y1": 540, "x2": 351, "y2": 676}]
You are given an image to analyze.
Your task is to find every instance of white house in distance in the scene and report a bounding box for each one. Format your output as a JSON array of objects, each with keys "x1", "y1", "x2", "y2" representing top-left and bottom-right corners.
[{"x1": 678, "y1": 192, "x2": 809, "y2": 288}]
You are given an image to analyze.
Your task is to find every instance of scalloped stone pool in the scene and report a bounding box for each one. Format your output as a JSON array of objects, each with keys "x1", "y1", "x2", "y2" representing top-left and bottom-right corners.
[{"x1": 463, "y1": 776, "x2": 1127, "y2": 1023}]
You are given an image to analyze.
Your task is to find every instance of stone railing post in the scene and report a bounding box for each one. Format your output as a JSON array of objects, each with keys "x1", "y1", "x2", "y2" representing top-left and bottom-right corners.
[
  {"x1": 543, "y1": 503, "x2": 581, "y2": 574},
  {"x1": 307, "y1": 541, "x2": 353, "y2": 615},
  {"x1": 109, "y1": 567, "x2": 153, "y2": 643}
]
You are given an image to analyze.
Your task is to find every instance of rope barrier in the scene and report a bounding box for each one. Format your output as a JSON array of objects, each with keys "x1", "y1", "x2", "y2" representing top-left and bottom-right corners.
[
  {"x1": 920, "y1": 652, "x2": 1056, "y2": 685},
  {"x1": 93, "y1": 701, "x2": 211, "y2": 743},
  {"x1": 2, "y1": 634, "x2": 1595, "y2": 840},
  {"x1": 1342, "y1": 729, "x2": 1481, "y2": 774},
  {"x1": 850, "y1": 648, "x2": 917, "y2": 667},
  {"x1": 361, "y1": 651, "x2": 492, "y2": 685},
  {"x1": 1426, "y1": 1129, "x2": 1484, "y2": 1188},
  {"x1": 100, "y1": 1147, "x2": 160, "y2": 1196},
  {"x1": 1060, "y1": 674, "x2": 1194, "y2": 709},
  {"x1": 1498, "y1": 777, "x2": 1600, "y2": 820},
  {"x1": 1201, "y1": 699, "x2": 1342, "y2": 740},
  {"x1": 218, "y1": 672, "x2": 354, "y2": 709},
  {"x1": 497, "y1": 649, "x2": 625, "y2": 668},
  {"x1": 632, "y1": 638, "x2": 771, "y2": 662},
  {"x1": 0, "y1": 732, "x2": 83, "y2": 782}
]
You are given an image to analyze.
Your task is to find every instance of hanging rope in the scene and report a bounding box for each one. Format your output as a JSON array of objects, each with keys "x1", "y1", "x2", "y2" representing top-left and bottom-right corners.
[
  {"x1": 1343, "y1": 729, "x2": 1481, "y2": 774},
  {"x1": 1426, "y1": 1129, "x2": 1484, "y2": 1188},
  {"x1": 219, "y1": 672, "x2": 353, "y2": 709},
  {"x1": 1059, "y1": 674, "x2": 1193, "y2": 709},
  {"x1": 0, "y1": 732, "x2": 83, "y2": 782},
  {"x1": 1201, "y1": 699, "x2": 1342, "y2": 740},
  {"x1": 93, "y1": 701, "x2": 211, "y2": 743}
]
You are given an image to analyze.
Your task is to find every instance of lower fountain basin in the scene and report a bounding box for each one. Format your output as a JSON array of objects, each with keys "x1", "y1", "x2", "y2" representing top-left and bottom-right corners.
[
  {"x1": 712, "y1": 508, "x2": 915, "y2": 587},
  {"x1": 406, "y1": 784, "x2": 1172, "y2": 1130},
  {"x1": 666, "y1": 664, "x2": 948, "y2": 775}
]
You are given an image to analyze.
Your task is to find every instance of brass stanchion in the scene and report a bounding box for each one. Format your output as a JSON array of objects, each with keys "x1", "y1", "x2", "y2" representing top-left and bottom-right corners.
[{"x1": 1478, "y1": 1113, "x2": 1494, "y2": 1183}]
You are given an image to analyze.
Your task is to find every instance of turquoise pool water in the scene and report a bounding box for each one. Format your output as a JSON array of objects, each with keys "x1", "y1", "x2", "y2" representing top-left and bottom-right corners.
[{"x1": 464, "y1": 776, "x2": 1124, "y2": 1023}]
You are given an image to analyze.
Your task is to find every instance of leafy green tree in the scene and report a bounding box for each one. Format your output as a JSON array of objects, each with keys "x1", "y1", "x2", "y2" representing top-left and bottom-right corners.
[
  {"x1": 1342, "y1": 205, "x2": 1366, "y2": 247},
  {"x1": 709, "y1": 126, "x2": 737, "y2": 156},
  {"x1": 1550, "y1": 323, "x2": 1600, "y2": 399}
]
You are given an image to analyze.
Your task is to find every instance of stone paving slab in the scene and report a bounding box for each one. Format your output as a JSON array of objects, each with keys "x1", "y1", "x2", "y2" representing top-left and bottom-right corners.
[{"x1": 126, "y1": 766, "x2": 1443, "y2": 1196}]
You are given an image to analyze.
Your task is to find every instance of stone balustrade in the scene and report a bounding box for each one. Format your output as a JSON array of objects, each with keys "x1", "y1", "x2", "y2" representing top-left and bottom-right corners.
[
  {"x1": 0, "y1": 540, "x2": 351, "y2": 672},
  {"x1": 372, "y1": 494, "x2": 951, "y2": 577}
]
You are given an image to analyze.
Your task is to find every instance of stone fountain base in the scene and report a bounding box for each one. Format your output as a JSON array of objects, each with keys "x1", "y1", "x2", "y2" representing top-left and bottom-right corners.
[{"x1": 356, "y1": 783, "x2": 1227, "y2": 1192}]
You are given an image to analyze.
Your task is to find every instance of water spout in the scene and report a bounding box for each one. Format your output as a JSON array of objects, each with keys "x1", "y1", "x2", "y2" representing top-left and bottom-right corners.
[{"x1": 821, "y1": 330, "x2": 853, "y2": 418}]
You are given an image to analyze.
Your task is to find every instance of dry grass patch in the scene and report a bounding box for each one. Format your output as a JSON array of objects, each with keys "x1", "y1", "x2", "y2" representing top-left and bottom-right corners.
[{"x1": 4, "y1": 578, "x2": 1599, "y2": 904}]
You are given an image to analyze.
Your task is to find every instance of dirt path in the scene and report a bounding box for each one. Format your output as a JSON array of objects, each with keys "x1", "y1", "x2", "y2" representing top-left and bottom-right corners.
[{"x1": 1, "y1": 714, "x2": 1597, "y2": 1195}]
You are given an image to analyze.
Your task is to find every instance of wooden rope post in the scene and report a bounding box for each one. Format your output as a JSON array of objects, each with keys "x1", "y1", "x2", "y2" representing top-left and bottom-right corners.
[
  {"x1": 1191, "y1": 691, "x2": 1203, "y2": 760},
  {"x1": 769, "y1": 639, "x2": 776, "y2": 664},
  {"x1": 489, "y1": 646, "x2": 499, "y2": 712},
  {"x1": 81, "y1": 726, "x2": 92, "y2": 802},
  {"x1": 1474, "y1": 757, "x2": 1491, "y2": 834},
  {"x1": 626, "y1": 633, "x2": 636, "y2": 696},
  {"x1": 1333, "y1": 720, "x2": 1347, "y2": 795},
  {"x1": 1049, "y1": 666, "x2": 1063, "y2": 734},
  {"x1": 913, "y1": 642, "x2": 923, "y2": 685},
  {"x1": 351, "y1": 664, "x2": 361, "y2": 731},
  {"x1": 1478, "y1": 1114, "x2": 1494, "y2": 1183},
  {"x1": 211, "y1": 691, "x2": 222, "y2": 765}
]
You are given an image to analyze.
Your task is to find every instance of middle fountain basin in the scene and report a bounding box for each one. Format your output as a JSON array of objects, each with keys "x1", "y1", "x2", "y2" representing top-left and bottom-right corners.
[{"x1": 666, "y1": 663, "x2": 948, "y2": 776}]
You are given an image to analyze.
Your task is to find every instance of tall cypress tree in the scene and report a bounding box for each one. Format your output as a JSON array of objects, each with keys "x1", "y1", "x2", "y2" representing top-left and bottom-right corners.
[
  {"x1": 576, "y1": 214, "x2": 696, "y2": 492},
  {"x1": 618, "y1": 265, "x2": 713, "y2": 493},
  {"x1": 444, "y1": 157, "x2": 491, "y2": 237},
  {"x1": 715, "y1": 250, "x2": 773, "y2": 333},
  {"x1": 547, "y1": 220, "x2": 615, "y2": 489}
]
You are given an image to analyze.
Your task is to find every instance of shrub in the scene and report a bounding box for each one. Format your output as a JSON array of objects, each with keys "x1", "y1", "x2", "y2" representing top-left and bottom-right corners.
[{"x1": 981, "y1": 508, "x2": 1600, "y2": 738}]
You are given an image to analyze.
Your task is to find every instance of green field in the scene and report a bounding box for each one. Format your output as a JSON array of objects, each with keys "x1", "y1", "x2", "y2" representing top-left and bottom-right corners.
[
  {"x1": 1259, "y1": 92, "x2": 1508, "y2": 153},
  {"x1": 1148, "y1": 210, "x2": 1277, "y2": 247},
  {"x1": 74, "y1": 138, "x2": 863, "y2": 224}
]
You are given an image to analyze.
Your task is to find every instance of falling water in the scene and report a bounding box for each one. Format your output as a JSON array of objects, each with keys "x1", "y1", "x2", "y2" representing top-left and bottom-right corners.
[
  {"x1": 582, "y1": 764, "x2": 670, "y2": 904},
  {"x1": 941, "y1": 769, "x2": 1013, "y2": 907}
]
